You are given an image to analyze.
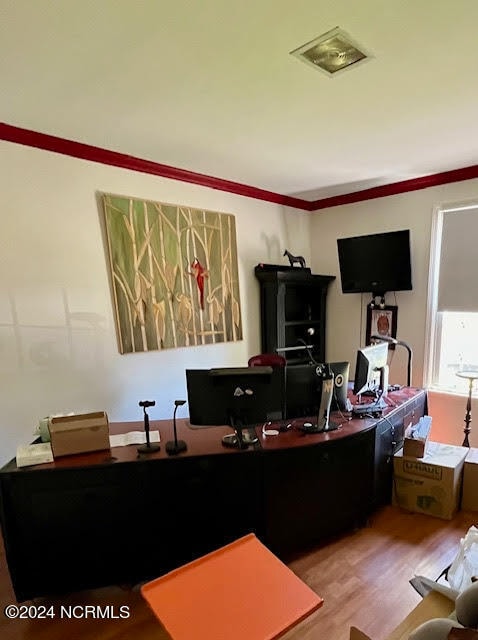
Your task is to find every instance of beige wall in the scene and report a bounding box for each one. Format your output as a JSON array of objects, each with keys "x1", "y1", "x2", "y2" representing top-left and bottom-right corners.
[
  {"x1": 308, "y1": 179, "x2": 478, "y2": 448},
  {"x1": 0, "y1": 142, "x2": 310, "y2": 465}
]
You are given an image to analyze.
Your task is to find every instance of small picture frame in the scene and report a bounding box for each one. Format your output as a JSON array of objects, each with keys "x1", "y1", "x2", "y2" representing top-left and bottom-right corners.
[{"x1": 366, "y1": 304, "x2": 398, "y2": 349}]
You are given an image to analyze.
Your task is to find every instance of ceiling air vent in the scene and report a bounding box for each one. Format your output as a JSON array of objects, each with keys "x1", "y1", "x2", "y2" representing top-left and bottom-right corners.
[{"x1": 290, "y1": 27, "x2": 371, "y2": 77}]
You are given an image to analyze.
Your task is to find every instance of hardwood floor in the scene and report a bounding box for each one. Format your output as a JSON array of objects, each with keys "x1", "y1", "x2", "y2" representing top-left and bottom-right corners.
[{"x1": 1, "y1": 506, "x2": 476, "y2": 640}]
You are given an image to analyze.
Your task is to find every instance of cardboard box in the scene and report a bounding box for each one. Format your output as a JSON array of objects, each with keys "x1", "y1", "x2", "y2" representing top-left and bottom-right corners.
[
  {"x1": 49, "y1": 411, "x2": 110, "y2": 457},
  {"x1": 393, "y1": 442, "x2": 468, "y2": 520},
  {"x1": 403, "y1": 415, "x2": 432, "y2": 458},
  {"x1": 349, "y1": 591, "x2": 455, "y2": 640},
  {"x1": 462, "y1": 447, "x2": 478, "y2": 512}
]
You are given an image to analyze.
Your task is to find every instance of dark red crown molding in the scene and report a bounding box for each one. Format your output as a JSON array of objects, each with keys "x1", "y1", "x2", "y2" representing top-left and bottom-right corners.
[
  {"x1": 310, "y1": 164, "x2": 478, "y2": 210},
  {"x1": 0, "y1": 123, "x2": 309, "y2": 210},
  {"x1": 2, "y1": 122, "x2": 478, "y2": 211}
]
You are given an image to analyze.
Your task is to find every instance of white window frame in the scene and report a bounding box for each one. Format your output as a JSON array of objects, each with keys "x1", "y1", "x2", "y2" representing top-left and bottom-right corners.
[{"x1": 425, "y1": 199, "x2": 478, "y2": 395}]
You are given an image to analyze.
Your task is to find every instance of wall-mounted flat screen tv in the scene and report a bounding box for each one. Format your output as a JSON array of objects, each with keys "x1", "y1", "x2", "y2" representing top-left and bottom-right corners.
[{"x1": 337, "y1": 229, "x2": 412, "y2": 296}]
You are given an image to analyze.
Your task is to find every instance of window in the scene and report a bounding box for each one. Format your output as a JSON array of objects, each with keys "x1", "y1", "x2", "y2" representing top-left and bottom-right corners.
[{"x1": 426, "y1": 202, "x2": 478, "y2": 394}]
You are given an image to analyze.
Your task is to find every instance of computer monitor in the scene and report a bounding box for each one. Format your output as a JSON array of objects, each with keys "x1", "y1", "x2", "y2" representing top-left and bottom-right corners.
[
  {"x1": 185, "y1": 366, "x2": 285, "y2": 427},
  {"x1": 285, "y1": 361, "x2": 350, "y2": 418},
  {"x1": 353, "y1": 342, "x2": 389, "y2": 397}
]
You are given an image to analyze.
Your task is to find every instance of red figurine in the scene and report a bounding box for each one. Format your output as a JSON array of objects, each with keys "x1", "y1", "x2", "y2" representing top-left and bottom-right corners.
[{"x1": 189, "y1": 258, "x2": 208, "y2": 310}]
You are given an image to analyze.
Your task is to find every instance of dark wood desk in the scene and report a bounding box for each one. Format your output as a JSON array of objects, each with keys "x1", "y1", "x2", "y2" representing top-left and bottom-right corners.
[{"x1": 0, "y1": 388, "x2": 427, "y2": 601}]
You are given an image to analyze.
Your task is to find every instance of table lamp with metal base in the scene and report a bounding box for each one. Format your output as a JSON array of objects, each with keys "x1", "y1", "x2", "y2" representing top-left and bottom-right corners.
[{"x1": 456, "y1": 370, "x2": 478, "y2": 447}]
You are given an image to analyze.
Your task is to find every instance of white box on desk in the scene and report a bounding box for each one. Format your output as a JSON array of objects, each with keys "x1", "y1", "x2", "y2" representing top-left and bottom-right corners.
[{"x1": 393, "y1": 441, "x2": 468, "y2": 520}]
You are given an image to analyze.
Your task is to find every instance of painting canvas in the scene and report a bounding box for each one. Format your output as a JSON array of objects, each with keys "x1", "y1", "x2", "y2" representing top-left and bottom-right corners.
[
  {"x1": 101, "y1": 194, "x2": 243, "y2": 353},
  {"x1": 365, "y1": 304, "x2": 398, "y2": 349}
]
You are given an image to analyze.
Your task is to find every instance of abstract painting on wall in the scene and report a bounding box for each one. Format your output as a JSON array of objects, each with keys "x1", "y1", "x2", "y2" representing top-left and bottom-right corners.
[{"x1": 101, "y1": 194, "x2": 243, "y2": 354}]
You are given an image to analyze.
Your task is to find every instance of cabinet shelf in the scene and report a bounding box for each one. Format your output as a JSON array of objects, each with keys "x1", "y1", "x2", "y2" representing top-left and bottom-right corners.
[
  {"x1": 284, "y1": 318, "x2": 320, "y2": 327},
  {"x1": 254, "y1": 265, "x2": 335, "y2": 363}
]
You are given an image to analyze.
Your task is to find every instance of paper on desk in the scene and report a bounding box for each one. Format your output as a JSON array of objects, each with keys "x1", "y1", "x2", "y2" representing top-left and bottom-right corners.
[
  {"x1": 109, "y1": 430, "x2": 160, "y2": 447},
  {"x1": 16, "y1": 442, "x2": 54, "y2": 467}
]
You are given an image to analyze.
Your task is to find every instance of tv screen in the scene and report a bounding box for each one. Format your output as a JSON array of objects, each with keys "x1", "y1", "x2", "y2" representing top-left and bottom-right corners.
[{"x1": 337, "y1": 229, "x2": 412, "y2": 296}]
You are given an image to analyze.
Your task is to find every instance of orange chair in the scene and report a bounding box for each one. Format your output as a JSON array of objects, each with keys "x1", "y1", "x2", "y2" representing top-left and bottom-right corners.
[{"x1": 248, "y1": 353, "x2": 286, "y2": 368}]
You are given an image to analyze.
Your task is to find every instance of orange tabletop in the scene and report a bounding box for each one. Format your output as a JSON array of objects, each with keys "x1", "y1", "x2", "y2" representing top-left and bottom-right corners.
[{"x1": 141, "y1": 533, "x2": 323, "y2": 640}]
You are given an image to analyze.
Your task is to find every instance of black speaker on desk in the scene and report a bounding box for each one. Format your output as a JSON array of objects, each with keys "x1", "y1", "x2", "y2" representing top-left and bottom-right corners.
[
  {"x1": 285, "y1": 361, "x2": 349, "y2": 419},
  {"x1": 286, "y1": 363, "x2": 340, "y2": 433},
  {"x1": 312, "y1": 365, "x2": 337, "y2": 432},
  {"x1": 300, "y1": 365, "x2": 338, "y2": 433},
  {"x1": 329, "y1": 361, "x2": 350, "y2": 411}
]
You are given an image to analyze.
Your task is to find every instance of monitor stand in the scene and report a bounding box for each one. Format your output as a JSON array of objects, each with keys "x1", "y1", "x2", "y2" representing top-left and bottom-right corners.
[
  {"x1": 221, "y1": 415, "x2": 258, "y2": 449},
  {"x1": 352, "y1": 365, "x2": 389, "y2": 418},
  {"x1": 222, "y1": 429, "x2": 259, "y2": 449},
  {"x1": 299, "y1": 369, "x2": 339, "y2": 433}
]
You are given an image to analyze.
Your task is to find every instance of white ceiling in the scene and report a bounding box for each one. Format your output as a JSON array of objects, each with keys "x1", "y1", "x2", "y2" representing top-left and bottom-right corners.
[{"x1": 2, "y1": 1, "x2": 478, "y2": 201}]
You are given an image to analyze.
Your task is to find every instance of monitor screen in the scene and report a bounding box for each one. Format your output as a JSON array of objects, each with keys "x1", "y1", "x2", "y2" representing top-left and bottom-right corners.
[
  {"x1": 186, "y1": 366, "x2": 285, "y2": 426},
  {"x1": 285, "y1": 361, "x2": 350, "y2": 418},
  {"x1": 337, "y1": 229, "x2": 412, "y2": 296},
  {"x1": 353, "y1": 342, "x2": 389, "y2": 396}
]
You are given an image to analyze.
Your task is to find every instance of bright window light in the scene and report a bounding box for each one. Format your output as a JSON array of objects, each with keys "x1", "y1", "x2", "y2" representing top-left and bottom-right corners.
[{"x1": 426, "y1": 202, "x2": 478, "y2": 396}]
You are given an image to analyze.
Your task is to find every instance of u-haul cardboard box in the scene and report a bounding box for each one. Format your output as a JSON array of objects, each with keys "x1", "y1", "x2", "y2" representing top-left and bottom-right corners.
[
  {"x1": 393, "y1": 442, "x2": 468, "y2": 520},
  {"x1": 462, "y1": 447, "x2": 478, "y2": 512},
  {"x1": 349, "y1": 591, "x2": 455, "y2": 640}
]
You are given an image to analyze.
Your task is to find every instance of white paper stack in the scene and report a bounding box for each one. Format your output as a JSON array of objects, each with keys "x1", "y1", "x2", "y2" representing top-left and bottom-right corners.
[
  {"x1": 16, "y1": 443, "x2": 54, "y2": 468},
  {"x1": 109, "y1": 430, "x2": 160, "y2": 447}
]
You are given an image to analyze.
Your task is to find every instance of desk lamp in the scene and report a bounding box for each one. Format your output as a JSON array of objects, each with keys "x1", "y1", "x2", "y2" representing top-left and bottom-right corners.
[
  {"x1": 456, "y1": 370, "x2": 478, "y2": 447},
  {"x1": 166, "y1": 400, "x2": 187, "y2": 455},
  {"x1": 370, "y1": 334, "x2": 413, "y2": 387},
  {"x1": 138, "y1": 400, "x2": 160, "y2": 454}
]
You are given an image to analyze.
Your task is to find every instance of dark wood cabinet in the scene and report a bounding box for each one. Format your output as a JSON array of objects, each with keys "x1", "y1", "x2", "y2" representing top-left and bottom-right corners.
[
  {"x1": 145, "y1": 453, "x2": 263, "y2": 574},
  {"x1": 254, "y1": 266, "x2": 335, "y2": 363},
  {"x1": 0, "y1": 463, "x2": 149, "y2": 598},
  {"x1": 263, "y1": 428, "x2": 374, "y2": 555}
]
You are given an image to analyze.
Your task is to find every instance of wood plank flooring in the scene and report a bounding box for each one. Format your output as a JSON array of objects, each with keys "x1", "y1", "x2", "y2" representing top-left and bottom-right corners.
[{"x1": 1, "y1": 506, "x2": 476, "y2": 640}]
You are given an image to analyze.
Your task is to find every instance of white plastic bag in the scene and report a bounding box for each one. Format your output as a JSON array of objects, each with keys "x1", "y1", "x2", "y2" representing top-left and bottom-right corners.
[{"x1": 447, "y1": 525, "x2": 478, "y2": 592}]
